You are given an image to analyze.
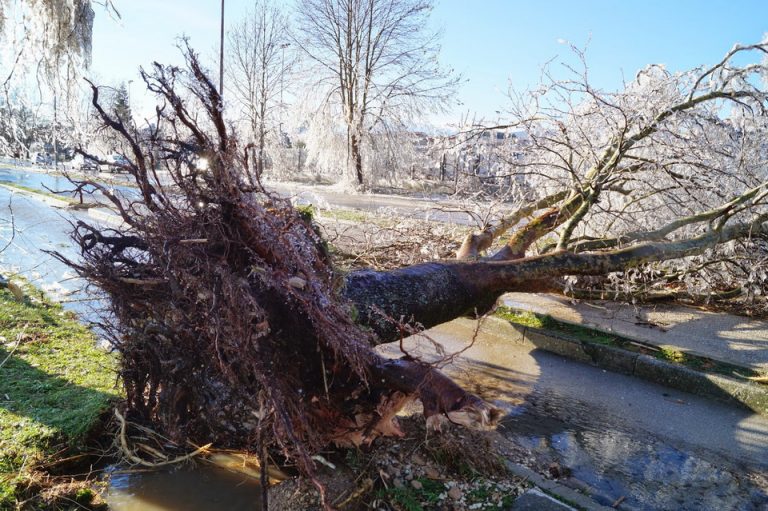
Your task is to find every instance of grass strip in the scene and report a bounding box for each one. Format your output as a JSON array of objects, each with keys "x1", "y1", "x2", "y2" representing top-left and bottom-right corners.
[
  {"x1": 0, "y1": 278, "x2": 119, "y2": 507},
  {"x1": 494, "y1": 306, "x2": 762, "y2": 379}
]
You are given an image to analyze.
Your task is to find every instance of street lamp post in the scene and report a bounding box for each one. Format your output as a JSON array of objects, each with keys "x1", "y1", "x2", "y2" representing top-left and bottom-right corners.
[
  {"x1": 219, "y1": 0, "x2": 225, "y2": 98},
  {"x1": 53, "y1": 94, "x2": 57, "y2": 172}
]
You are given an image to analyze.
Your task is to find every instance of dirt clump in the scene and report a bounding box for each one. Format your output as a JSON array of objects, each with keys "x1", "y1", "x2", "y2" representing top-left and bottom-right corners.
[{"x1": 268, "y1": 417, "x2": 527, "y2": 510}]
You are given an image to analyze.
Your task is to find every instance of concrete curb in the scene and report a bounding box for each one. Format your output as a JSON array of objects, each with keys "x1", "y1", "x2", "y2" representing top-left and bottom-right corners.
[
  {"x1": 0, "y1": 183, "x2": 124, "y2": 227},
  {"x1": 0, "y1": 183, "x2": 71, "y2": 208},
  {"x1": 504, "y1": 461, "x2": 615, "y2": 511},
  {"x1": 482, "y1": 316, "x2": 768, "y2": 416},
  {"x1": 0, "y1": 161, "x2": 42, "y2": 173},
  {"x1": 88, "y1": 207, "x2": 124, "y2": 227}
]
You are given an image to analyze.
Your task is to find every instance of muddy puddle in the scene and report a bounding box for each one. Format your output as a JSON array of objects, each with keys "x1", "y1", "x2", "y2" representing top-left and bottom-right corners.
[
  {"x1": 105, "y1": 465, "x2": 262, "y2": 511},
  {"x1": 500, "y1": 396, "x2": 768, "y2": 511}
]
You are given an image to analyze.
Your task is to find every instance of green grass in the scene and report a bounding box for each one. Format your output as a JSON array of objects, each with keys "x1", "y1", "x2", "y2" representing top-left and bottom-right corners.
[
  {"x1": 378, "y1": 478, "x2": 519, "y2": 511},
  {"x1": 295, "y1": 204, "x2": 316, "y2": 222},
  {"x1": 0, "y1": 279, "x2": 119, "y2": 508},
  {"x1": 317, "y1": 208, "x2": 370, "y2": 223},
  {"x1": 494, "y1": 306, "x2": 759, "y2": 378},
  {"x1": 0, "y1": 182, "x2": 83, "y2": 206},
  {"x1": 494, "y1": 308, "x2": 616, "y2": 345},
  {"x1": 297, "y1": 203, "x2": 373, "y2": 224},
  {"x1": 377, "y1": 478, "x2": 445, "y2": 511},
  {"x1": 465, "y1": 482, "x2": 518, "y2": 510},
  {"x1": 493, "y1": 309, "x2": 545, "y2": 329}
]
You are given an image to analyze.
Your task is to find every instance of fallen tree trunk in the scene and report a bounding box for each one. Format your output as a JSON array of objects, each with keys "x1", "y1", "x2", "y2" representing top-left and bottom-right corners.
[{"x1": 345, "y1": 216, "x2": 767, "y2": 341}]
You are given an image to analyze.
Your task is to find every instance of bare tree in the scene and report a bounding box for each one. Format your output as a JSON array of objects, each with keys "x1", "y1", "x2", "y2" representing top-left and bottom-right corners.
[
  {"x1": 227, "y1": 0, "x2": 292, "y2": 176},
  {"x1": 295, "y1": 0, "x2": 458, "y2": 186}
]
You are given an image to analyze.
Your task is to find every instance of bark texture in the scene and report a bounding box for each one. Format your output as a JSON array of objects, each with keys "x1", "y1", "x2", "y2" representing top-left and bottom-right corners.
[{"x1": 344, "y1": 263, "x2": 488, "y2": 342}]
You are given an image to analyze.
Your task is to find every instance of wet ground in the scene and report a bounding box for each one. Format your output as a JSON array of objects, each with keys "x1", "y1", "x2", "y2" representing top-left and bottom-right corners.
[
  {"x1": 0, "y1": 166, "x2": 137, "y2": 201},
  {"x1": 380, "y1": 319, "x2": 768, "y2": 511},
  {"x1": 501, "y1": 392, "x2": 767, "y2": 510},
  {"x1": 98, "y1": 319, "x2": 768, "y2": 510},
  {"x1": 0, "y1": 178, "x2": 97, "y2": 318},
  {"x1": 0, "y1": 163, "x2": 476, "y2": 225}
]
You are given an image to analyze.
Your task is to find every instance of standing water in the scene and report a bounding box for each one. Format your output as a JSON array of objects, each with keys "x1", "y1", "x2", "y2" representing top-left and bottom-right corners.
[
  {"x1": 500, "y1": 393, "x2": 768, "y2": 511},
  {"x1": 383, "y1": 320, "x2": 768, "y2": 511},
  {"x1": 106, "y1": 465, "x2": 262, "y2": 511}
]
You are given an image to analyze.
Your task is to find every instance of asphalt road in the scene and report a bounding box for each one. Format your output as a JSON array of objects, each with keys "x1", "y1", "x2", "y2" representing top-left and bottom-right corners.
[
  {"x1": 0, "y1": 164, "x2": 483, "y2": 225},
  {"x1": 0, "y1": 182, "x2": 100, "y2": 319},
  {"x1": 266, "y1": 181, "x2": 478, "y2": 225}
]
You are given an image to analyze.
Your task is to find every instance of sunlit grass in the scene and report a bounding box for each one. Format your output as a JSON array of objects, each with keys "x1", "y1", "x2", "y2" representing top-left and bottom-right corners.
[{"x1": 0, "y1": 280, "x2": 119, "y2": 507}]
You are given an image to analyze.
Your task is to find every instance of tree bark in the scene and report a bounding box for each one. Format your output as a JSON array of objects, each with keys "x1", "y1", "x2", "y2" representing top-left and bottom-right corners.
[
  {"x1": 351, "y1": 132, "x2": 364, "y2": 185},
  {"x1": 346, "y1": 216, "x2": 768, "y2": 342},
  {"x1": 439, "y1": 152, "x2": 446, "y2": 181}
]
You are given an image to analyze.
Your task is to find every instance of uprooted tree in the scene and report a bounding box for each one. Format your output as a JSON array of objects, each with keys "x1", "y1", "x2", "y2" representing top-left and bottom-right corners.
[{"x1": 56, "y1": 42, "x2": 768, "y2": 506}]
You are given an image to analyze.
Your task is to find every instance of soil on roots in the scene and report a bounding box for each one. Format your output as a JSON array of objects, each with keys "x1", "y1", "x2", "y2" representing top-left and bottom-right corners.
[{"x1": 268, "y1": 417, "x2": 527, "y2": 510}]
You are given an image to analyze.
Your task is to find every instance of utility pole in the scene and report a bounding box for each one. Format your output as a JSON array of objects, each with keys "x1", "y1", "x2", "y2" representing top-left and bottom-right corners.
[
  {"x1": 280, "y1": 42, "x2": 290, "y2": 136},
  {"x1": 53, "y1": 94, "x2": 58, "y2": 172},
  {"x1": 219, "y1": 0, "x2": 225, "y2": 99}
]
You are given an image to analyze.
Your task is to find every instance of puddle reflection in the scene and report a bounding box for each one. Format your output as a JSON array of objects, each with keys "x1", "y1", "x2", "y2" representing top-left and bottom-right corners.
[
  {"x1": 502, "y1": 403, "x2": 768, "y2": 511},
  {"x1": 106, "y1": 465, "x2": 262, "y2": 511}
]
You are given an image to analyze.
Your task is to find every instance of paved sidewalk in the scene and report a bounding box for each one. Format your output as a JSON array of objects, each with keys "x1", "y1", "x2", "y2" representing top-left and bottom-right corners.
[{"x1": 501, "y1": 293, "x2": 768, "y2": 373}]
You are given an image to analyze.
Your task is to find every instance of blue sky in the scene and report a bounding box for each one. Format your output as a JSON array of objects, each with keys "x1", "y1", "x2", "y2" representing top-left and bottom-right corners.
[{"x1": 91, "y1": 0, "x2": 768, "y2": 124}]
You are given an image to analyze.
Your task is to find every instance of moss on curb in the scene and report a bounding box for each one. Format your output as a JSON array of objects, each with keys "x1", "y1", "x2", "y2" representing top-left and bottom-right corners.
[
  {"x1": 494, "y1": 306, "x2": 762, "y2": 379},
  {"x1": 0, "y1": 182, "x2": 81, "y2": 206},
  {"x1": 0, "y1": 278, "x2": 119, "y2": 508}
]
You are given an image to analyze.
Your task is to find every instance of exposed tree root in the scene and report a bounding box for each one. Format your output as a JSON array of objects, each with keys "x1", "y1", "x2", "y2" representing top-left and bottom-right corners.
[
  {"x1": 54, "y1": 44, "x2": 499, "y2": 509},
  {"x1": 55, "y1": 41, "x2": 768, "y2": 511},
  {"x1": 114, "y1": 409, "x2": 212, "y2": 468}
]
